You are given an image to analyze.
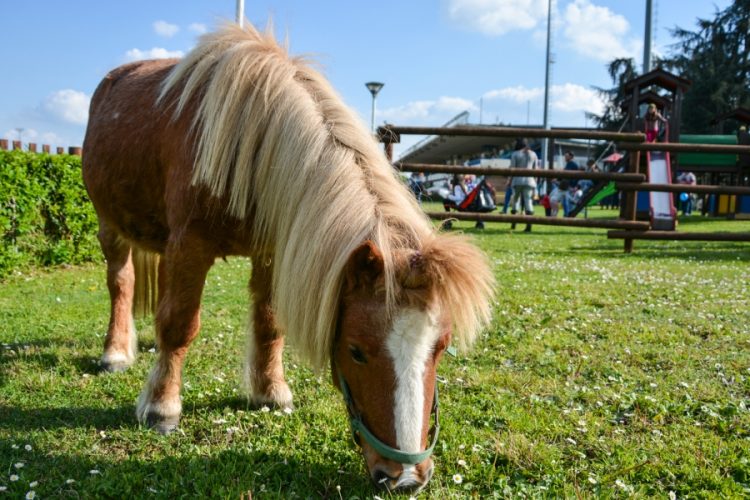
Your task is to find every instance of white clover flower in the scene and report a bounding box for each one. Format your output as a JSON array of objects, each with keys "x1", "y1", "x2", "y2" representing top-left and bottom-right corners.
[
  {"x1": 89, "y1": 469, "x2": 100, "y2": 475},
  {"x1": 0, "y1": 486, "x2": 6, "y2": 492},
  {"x1": 10, "y1": 475, "x2": 19, "y2": 482},
  {"x1": 452, "y1": 473, "x2": 463, "y2": 484},
  {"x1": 26, "y1": 491, "x2": 36, "y2": 500},
  {"x1": 14, "y1": 463, "x2": 24, "y2": 469},
  {"x1": 24, "y1": 444, "x2": 32, "y2": 451},
  {"x1": 283, "y1": 407, "x2": 293, "y2": 415},
  {"x1": 11, "y1": 444, "x2": 19, "y2": 449},
  {"x1": 29, "y1": 481, "x2": 38, "y2": 488},
  {"x1": 66, "y1": 479, "x2": 75, "y2": 484},
  {"x1": 668, "y1": 491, "x2": 677, "y2": 500},
  {"x1": 587, "y1": 476, "x2": 597, "y2": 484},
  {"x1": 260, "y1": 406, "x2": 270, "y2": 413},
  {"x1": 457, "y1": 459, "x2": 467, "y2": 468}
]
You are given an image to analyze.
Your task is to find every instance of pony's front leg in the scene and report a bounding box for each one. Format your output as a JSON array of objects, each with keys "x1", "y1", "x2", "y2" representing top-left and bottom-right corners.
[
  {"x1": 244, "y1": 257, "x2": 293, "y2": 409},
  {"x1": 136, "y1": 238, "x2": 214, "y2": 433}
]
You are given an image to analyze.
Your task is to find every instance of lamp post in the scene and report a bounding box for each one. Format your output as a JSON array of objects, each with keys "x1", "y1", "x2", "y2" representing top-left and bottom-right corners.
[
  {"x1": 236, "y1": 0, "x2": 244, "y2": 27},
  {"x1": 365, "y1": 81, "x2": 384, "y2": 133}
]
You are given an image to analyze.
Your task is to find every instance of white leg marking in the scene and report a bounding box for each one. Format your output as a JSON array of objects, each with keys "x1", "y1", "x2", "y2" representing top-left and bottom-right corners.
[
  {"x1": 386, "y1": 308, "x2": 441, "y2": 453},
  {"x1": 101, "y1": 315, "x2": 137, "y2": 368},
  {"x1": 136, "y1": 362, "x2": 182, "y2": 423}
]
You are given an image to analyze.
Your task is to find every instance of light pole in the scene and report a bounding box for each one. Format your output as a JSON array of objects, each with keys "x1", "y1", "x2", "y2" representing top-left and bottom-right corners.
[
  {"x1": 236, "y1": 0, "x2": 244, "y2": 27},
  {"x1": 365, "y1": 81, "x2": 384, "y2": 133}
]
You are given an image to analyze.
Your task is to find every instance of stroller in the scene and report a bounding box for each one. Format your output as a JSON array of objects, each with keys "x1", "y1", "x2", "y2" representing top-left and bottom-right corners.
[{"x1": 441, "y1": 177, "x2": 496, "y2": 229}]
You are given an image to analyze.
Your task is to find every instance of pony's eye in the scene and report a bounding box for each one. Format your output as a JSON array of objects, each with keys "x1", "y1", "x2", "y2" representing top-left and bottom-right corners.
[{"x1": 349, "y1": 345, "x2": 367, "y2": 364}]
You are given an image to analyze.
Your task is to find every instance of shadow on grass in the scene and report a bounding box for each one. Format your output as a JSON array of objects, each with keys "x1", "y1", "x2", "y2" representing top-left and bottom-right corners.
[
  {"x1": 0, "y1": 443, "x2": 370, "y2": 498},
  {"x1": 0, "y1": 404, "x2": 136, "y2": 431},
  {"x1": 562, "y1": 243, "x2": 750, "y2": 262}
]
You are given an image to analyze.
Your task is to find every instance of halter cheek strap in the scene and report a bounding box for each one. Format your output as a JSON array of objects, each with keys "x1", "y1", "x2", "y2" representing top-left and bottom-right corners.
[{"x1": 338, "y1": 372, "x2": 440, "y2": 465}]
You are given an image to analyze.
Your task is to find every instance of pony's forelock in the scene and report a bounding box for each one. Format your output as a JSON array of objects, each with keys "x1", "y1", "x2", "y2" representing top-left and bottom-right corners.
[{"x1": 158, "y1": 22, "x2": 492, "y2": 369}]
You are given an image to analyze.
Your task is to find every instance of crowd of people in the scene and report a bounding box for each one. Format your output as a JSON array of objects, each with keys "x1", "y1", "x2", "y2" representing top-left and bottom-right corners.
[{"x1": 408, "y1": 101, "x2": 704, "y2": 228}]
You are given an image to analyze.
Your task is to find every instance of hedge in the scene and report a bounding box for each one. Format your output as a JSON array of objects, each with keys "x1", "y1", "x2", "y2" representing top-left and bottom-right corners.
[{"x1": 0, "y1": 150, "x2": 100, "y2": 277}]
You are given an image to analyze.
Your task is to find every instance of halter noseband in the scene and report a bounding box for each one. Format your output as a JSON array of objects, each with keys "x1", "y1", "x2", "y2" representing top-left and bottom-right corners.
[{"x1": 337, "y1": 372, "x2": 440, "y2": 465}]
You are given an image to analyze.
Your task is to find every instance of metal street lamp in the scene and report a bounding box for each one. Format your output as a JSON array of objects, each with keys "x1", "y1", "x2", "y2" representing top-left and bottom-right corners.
[
  {"x1": 236, "y1": 0, "x2": 244, "y2": 27},
  {"x1": 365, "y1": 81, "x2": 384, "y2": 133}
]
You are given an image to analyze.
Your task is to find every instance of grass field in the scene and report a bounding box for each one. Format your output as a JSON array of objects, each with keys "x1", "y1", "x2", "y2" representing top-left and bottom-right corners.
[{"x1": 1, "y1": 208, "x2": 749, "y2": 498}]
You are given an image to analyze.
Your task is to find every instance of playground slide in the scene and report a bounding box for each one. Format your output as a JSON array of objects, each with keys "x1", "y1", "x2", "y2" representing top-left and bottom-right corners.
[{"x1": 647, "y1": 151, "x2": 676, "y2": 230}]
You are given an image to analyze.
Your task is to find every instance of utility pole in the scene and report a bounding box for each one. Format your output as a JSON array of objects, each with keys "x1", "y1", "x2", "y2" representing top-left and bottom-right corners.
[
  {"x1": 541, "y1": 0, "x2": 553, "y2": 192},
  {"x1": 236, "y1": 0, "x2": 245, "y2": 27},
  {"x1": 643, "y1": 0, "x2": 653, "y2": 73}
]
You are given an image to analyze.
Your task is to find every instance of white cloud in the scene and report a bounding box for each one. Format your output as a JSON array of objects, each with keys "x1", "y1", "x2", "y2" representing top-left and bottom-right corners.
[
  {"x1": 189, "y1": 23, "x2": 208, "y2": 35},
  {"x1": 562, "y1": 0, "x2": 640, "y2": 61},
  {"x1": 378, "y1": 96, "x2": 476, "y2": 124},
  {"x1": 153, "y1": 20, "x2": 179, "y2": 38},
  {"x1": 42, "y1": 89, "x2": 90, "y2": 125},
  {"x1": 484, "y1": 86, "x2": 543, "y2": 102},
  {"x1": 550, "y1": 83, "x2": 604, "y2": 114},
  {"x1": 125, "y1": 47, "x2": 184, "y2": 62},
  {"x1": 484, "y1": 82, "x2": 604, "y2": 115},
  {"x1": 447, "y1": 0, "x2": 549, "y2": 36}
]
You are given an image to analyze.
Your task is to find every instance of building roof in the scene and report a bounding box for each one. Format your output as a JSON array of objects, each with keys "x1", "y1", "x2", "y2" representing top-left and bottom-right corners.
[
  {"x1": 620, "y1": 90, "x2": 672, "y2": 112},
  {"x1": 397, "y1": 125, "x2": 602, "y2": 164},
  {"x1": 710, "y1": 107, "x2": 750, "y2": 126},
  {"x1": 623, "y1": 67, "x2": 692, "y2": 93}
]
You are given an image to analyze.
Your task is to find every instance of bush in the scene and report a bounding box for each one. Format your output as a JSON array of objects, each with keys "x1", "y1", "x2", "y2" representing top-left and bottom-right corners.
[{"x1": 0, "y1": 150, "x2": 100, "y2": 277}]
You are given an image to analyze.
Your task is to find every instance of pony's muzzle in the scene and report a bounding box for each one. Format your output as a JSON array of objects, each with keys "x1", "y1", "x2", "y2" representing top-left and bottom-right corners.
[{"x1": 365, "y1": 449, "x2": 434, "y2": 492}]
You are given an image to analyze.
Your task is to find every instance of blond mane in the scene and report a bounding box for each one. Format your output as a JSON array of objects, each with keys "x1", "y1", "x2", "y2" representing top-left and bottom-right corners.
[{"x1": 159, "y1": 22, "x2": 494, "y2": 369}]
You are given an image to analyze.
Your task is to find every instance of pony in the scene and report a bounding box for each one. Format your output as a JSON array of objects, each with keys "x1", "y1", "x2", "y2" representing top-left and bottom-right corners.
[{"x1": 82, "y1": 22, "x2": 494, "y2": 492}]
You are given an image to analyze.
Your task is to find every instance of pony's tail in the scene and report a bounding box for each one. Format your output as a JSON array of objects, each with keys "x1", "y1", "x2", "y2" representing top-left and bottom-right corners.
[{"x1": 132, "y1": 248, "x2": 159, "y2": 318}]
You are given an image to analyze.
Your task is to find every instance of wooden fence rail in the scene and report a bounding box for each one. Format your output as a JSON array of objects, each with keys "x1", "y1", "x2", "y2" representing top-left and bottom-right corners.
[
  {"x1": 379, "y1": 123, "x2": 750, "y2": 253},
  {"x1": 397, "y1": 163, "x2": 646, "y2": 182}
]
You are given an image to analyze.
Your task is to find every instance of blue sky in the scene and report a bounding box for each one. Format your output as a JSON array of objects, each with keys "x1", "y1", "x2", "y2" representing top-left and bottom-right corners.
[{"x1": 0, "y1": 0, "x2": 731, "y2": 157}]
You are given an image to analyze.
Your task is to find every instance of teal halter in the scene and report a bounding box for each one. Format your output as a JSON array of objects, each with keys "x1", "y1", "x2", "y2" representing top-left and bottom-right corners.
[{"x1": 338, "y1": 372, "x2": 440, "y2": 465}]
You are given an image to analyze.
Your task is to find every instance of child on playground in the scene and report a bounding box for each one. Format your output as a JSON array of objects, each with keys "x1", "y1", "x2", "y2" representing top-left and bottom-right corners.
[
  {"x1": 549, "y1": 180, "x2": 567, "y2": 217},
  {"x1": 644, "y1": 103, "x2": 667, "y2": 143}
]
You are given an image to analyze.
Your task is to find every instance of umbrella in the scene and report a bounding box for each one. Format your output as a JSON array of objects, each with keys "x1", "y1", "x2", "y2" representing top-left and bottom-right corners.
[{"x1": 603, "y1": 152, "x2": 623, "y2": 163}]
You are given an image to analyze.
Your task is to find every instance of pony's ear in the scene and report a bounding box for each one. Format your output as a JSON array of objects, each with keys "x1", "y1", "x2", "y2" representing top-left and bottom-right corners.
[
  {"x1": 345, "y1": 241, "x2": 384, "y2": 290},
  {"x1": 400, "y1": 250, "x2": 436, "y2": 290}
]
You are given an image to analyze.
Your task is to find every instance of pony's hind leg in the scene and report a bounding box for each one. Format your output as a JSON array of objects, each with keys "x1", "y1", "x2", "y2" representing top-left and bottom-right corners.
[
  {"x1": 243, "y1": 257, "x2": 293, "y2": 409},
  {"x1": 98, "y1": 224, "x2": 137, "y2": 372},
  {"x1": 136, "y1": 235, "x2": 214, "y2": 433}
]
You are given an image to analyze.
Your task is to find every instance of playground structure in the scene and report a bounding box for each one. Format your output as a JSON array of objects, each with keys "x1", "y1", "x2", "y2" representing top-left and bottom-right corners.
[{"x1": 378, "y1": 124, "x2": 750, "y2": 253}]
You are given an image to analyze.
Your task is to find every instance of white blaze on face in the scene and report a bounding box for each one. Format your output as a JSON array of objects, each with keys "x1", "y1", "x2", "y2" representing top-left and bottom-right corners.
[{"x1": 385, "y1": 307, "x2": 441, "y2": 453}]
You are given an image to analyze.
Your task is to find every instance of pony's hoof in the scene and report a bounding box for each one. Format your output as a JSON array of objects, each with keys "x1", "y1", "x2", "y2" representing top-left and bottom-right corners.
[
  {"x1": 145, "y1": 412, "x2": 180, "y2": 434},
  {"x1": 100, "y1": 353, "x2": 134, "y2": 373},
  {"x1": 249, "y1": 382, "x2": 293, "y2": 410}
]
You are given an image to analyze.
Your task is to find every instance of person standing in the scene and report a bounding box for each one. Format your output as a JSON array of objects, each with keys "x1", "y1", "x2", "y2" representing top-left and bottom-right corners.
[
  {"x1": 677, "y1": 170, "x2": 697, "y2": 215},
  {"x1": 562, "y1": 150, "x2": 579, "y2": 215},
  {"x1": 509, "y1": 138, "x2": 538, "y2": 232}
]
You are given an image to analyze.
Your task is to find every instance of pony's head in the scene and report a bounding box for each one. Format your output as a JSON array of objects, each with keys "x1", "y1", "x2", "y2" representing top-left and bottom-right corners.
[{"x1": 332, "y1": 235, "x2": 494, "y2": 492}]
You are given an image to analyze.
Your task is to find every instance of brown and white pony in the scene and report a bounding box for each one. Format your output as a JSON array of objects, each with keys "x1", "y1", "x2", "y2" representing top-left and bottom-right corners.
[{"x1": 82, "y1": 23, "x2": 494, "y2": 492}]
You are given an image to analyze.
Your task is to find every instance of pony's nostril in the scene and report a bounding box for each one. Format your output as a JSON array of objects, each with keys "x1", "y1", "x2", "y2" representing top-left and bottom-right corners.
[{"x1": 372, "y1": 468, "x2": 398, "y2": 487}]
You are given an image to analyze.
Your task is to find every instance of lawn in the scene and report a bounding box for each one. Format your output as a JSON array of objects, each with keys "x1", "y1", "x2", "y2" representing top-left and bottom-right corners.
[{"x1": 1, "y1": 210, "x2": 749, "y2": 498}]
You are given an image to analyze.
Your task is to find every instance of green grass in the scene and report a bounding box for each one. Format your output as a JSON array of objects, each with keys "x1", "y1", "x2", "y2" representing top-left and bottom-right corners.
[{"x1": 1, "y1": 211, "x2": 749, "y2": 498}]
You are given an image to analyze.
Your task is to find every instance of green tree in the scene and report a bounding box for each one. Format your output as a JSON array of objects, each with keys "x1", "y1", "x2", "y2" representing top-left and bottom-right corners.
[
  {"x1": 665, "y1": 0, "x2": 750, "y2": 133},
  {"x1": 589, "y1": 57, "x2": 638, "y2": 131}
]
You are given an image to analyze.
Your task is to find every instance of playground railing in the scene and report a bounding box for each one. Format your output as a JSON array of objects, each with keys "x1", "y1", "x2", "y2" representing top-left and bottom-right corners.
[{"x1": 377, "y1": 124, "x2": 750, "y2": 252}]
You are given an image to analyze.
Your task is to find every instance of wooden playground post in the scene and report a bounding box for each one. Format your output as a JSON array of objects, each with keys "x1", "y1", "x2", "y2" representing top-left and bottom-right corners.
[{"x1": 622, "y1": 150, "x2": 641, "y2": 253}]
